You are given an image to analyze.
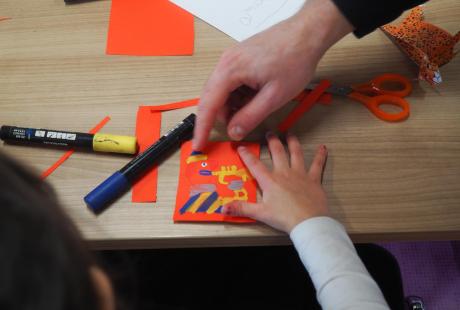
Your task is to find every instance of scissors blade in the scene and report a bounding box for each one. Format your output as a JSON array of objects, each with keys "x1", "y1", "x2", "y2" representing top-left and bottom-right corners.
[{"x1": 305, "y1": 83, "x2": 353, "y2": 97}]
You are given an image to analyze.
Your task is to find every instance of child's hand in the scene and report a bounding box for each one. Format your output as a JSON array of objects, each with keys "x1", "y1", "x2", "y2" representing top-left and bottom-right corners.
[{"x1": 222, "y1": 133, "x2": 330, "y2": 233}]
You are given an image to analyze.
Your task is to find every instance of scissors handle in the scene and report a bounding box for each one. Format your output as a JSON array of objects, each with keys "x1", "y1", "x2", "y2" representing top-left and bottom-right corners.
[
  {"x1": 348, "y1": 92, "x2": 410, "y2": 122},
  {"x1": 353, "y1": 73, "x2": 412, "y2": 98}
]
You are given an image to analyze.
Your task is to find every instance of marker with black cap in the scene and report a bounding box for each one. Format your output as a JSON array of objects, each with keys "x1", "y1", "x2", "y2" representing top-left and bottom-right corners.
[{"x1": 84, "y1": 113, "x2": 195, "y2": 214}]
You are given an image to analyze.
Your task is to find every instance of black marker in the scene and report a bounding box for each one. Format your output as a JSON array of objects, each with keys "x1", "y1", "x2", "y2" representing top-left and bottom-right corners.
[
  {"x1": 84, "y1": 113, "x2": 196, "y2": 214},
  {"x1": 0, "y1": 125, "x2": 137, "y2": 154}
]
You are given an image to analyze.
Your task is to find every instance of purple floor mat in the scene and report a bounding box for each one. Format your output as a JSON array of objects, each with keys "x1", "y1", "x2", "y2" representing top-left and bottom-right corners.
[{"x1": 381, "y1": 241, "x2": 460, "y2": 310}]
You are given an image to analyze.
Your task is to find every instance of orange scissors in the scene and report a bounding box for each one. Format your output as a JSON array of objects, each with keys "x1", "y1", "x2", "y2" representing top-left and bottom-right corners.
[{"x1": 306, "y1": 73, "x2": 412, "y2": 122}]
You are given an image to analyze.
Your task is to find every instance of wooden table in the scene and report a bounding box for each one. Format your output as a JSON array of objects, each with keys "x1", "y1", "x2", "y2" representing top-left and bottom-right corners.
[{"x1": 1, "y1": 0, "x2": 459, "y2": 249}]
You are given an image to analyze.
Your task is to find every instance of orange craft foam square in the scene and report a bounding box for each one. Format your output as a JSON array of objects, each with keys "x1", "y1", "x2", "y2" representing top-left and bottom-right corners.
[
  {"x1": 174, "y1": 141, "x2": 260, "y2": 223},
  {"x1": 106, "y1": 0, "x2": 194, "y2": 56}
]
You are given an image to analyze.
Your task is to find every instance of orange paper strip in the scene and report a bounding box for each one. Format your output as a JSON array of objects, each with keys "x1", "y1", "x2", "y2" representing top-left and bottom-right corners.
[
  {"x1": 294, "y1": 91, "x2": 332, "y2": 106},
  {"x1": 174, "y1": 141, "x2": 260, "y2": 223},
  {"x1": 132, "y1": 107, "x2": 162, "y2": 202},
  {"x1": 0, "y1": 17, "x2": 10, "y2": 22},
  {"x1": 106, "y1": 0, "x2": 194, "y2": 56},
  {"x1": 132, "y1": 98, "x2": 199, "y2": 203},
  {"x1": 278, "y1": 80, "x2": 331, "y2": 133},
  {"x1": 41, "y1": 116, "x2": 111, "y2": 179},
  {"x1": 149, "y1": 98, "x2": 199, "y2": 111}
]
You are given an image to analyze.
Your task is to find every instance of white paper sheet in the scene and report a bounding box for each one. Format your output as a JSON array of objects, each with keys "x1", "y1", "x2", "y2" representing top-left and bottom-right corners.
[{"x1": 170, "y1": 0, "x2": 306, "y2": 42}]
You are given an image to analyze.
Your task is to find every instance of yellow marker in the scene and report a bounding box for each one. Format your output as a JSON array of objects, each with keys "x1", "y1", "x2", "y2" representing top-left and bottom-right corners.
[{"x1": 93, "y1": 133, "x2": 137, "y2": 155}]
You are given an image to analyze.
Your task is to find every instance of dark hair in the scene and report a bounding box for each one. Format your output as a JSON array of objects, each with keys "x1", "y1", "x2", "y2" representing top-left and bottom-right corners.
[{"x1": 0, "y1": 151, "x2": 100, "y2": 310}]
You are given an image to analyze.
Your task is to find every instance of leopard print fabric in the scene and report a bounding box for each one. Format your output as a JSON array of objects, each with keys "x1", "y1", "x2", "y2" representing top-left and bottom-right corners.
[{"x1": 381, "y1": 6, "x2": 460, "y2": 85}]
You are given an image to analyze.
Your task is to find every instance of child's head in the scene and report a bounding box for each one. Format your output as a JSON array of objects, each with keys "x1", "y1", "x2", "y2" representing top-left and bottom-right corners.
[{"x1": 0, "y1": 151, "x2": 114, "y2": 310}]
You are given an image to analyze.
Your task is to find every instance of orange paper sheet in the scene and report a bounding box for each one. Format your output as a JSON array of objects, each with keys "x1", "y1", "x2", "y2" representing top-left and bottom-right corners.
[
  {"x1": 132, "y1": 98, "x2": 199, "y2": 203},
  {"x1": 106, "y1": 0, "x2": 194, "y2": 56},
  {"x1": 278, "y1": 80, "x2": 331, "y2": 133},
  {"x1": 41, "y1": 116, "x2": 111, "y2": 179},
  {"x1": 174, "y1": 141, "x2": 260, "y2": 223}
]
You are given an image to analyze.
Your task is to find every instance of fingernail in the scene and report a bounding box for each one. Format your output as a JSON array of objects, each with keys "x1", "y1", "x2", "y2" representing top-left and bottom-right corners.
[
  {"x1": 222, "y1": 205, "x2": 233, "y2": 215},
  {"x1": 230, "y1": 126, "x2": 245, "y2": 140}
]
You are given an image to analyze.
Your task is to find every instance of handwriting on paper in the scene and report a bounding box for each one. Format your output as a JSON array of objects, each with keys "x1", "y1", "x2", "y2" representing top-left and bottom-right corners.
[
  {"x1": 239, "y1": 0, "x2": 289, "y2": 30},
  {"x1": 170, "y1": 0, "x2": 306, "y2": 41}
]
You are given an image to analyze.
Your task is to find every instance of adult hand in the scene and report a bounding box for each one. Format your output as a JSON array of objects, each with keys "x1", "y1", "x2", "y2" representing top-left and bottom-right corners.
[
  {"x1": 222, "y1": 133, "x2": 330, "y2": 234},
  {"x1": 193, "y1": 0, "x2": 353, "y2": 150}
]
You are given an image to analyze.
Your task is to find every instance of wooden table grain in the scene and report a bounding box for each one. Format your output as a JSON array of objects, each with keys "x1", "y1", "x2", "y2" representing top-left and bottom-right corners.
[{"x1": 1, "y1": 0, "x2": 459, "y2": 249}]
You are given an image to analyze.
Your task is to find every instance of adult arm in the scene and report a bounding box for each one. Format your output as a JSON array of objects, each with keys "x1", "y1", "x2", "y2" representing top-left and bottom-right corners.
[
  {"x1": 332, "y1": 0, "x2": 428, "y2": 37},
  {"x1": 193, "y1": 0, "x2": 353, "y2": 150},
  {"x1": 193, "y1": 0, "x2": 428, "y2": 151}
]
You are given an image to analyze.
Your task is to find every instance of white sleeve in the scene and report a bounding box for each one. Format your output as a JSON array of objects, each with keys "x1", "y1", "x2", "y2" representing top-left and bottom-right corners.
[{"x1": 289, "y1": 217, "x2": 390, "y2": 310}]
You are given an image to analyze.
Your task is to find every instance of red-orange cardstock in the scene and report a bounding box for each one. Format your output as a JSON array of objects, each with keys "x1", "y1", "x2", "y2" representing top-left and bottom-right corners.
[
  {"x1": 174, "y1": 141, "x2": 260, "y2": 223},
  {"x1": 106, "y1": 0, "x2": 194, "y2": 56}
]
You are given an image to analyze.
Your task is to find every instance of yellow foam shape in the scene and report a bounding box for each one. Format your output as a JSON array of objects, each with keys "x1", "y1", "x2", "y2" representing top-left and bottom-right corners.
[
  {"x1": 93, "y1": 133, "x2": 137, "y2": 154},
  {"x1": 206, "y1": 199, "x2": 221, "y2": 214},
  {"x1": 186, "y1": 154, "x2": 208, "y2": 164}
]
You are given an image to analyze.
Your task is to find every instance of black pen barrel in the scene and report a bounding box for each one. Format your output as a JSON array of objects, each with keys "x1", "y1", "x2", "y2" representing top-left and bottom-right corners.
[{"x1": 120, "y1": 113, "x2": 195, "y2": 182}]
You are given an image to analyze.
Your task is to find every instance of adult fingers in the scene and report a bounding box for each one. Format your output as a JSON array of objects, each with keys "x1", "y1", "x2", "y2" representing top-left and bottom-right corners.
[
  {"x1": 308, "y1": 145, "x2": 328, "y2": 183},
  {"x1": 216, "y1": 104, "x2": 230, "y2": 124},
  {"x1": 286, "y1": 133, "x2": 305, "y2": 171},
  {"x1": 216, "y1": 87, "x2": 255, "y2": 124},
  {"x1": 238, "y1": 146, "x2": 272, "y2": 190},
  {"x1": 193, "y1": 65, "x2": 242, "y2": 151},
  {"x1": 227, "y1": 82, "x2": 284, "y2": 141},
  {"x1": 266, "y1": 132, "x2": 289, "y2": 171}
]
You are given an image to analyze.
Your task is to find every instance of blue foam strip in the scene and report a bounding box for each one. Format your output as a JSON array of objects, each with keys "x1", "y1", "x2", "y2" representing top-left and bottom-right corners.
[
  {"x1": 196, "y1": 192, "x2": 218, "y2": 213},
  {"x1": 179, "y1": 193, "x2": 200, "y2": 214}
]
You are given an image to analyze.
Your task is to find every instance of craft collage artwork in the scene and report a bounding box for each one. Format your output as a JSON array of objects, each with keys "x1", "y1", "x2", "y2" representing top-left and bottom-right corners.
[
  {"x1": 31, "y1": 0, "x2": 335, "y2": 223},
  {"x1": 2, "y1": 1, "x2": 457, "y2": 223},
  {"x1": 174, "y1": 141, "x2": 260, "y2": 223}
]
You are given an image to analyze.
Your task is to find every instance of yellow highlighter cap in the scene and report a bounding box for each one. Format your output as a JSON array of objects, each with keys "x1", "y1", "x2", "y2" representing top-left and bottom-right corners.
[{"x1": 93, "y1": 133, "x2": 138, "y2": 155}]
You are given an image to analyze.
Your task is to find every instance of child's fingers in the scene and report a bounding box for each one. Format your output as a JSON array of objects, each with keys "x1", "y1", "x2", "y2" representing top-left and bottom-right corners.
[
  {"x1": 286, "y1": 133, "x2": 305, "y2": 171},
  {"x1": 266, "y1": 132, "x2": 289, "y2": 171},
  {"x1": 238, "y1": 146, "x2": 272, "y2": 190},
  {"x1": 222, "y1": 201, "x2": 263, "y2": 220},
  {"x1": 308, "y1": 145, "x2": 328, "y2": 183}
]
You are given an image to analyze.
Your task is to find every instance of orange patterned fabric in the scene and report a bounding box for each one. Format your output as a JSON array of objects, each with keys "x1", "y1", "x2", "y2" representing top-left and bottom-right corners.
[{"x1": 381, "y1": 6, "x2": 459, "y2": 85}]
